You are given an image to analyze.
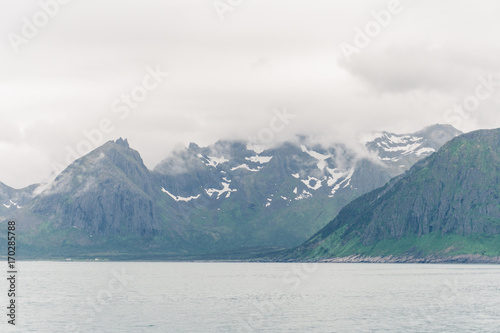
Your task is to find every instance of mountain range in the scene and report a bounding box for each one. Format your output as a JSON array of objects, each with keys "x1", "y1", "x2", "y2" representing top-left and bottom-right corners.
[
  {"x1": 285, "y1": 128, "x2": 500, "y2": 263},
  {"x1": 0, "y1": 124, "x2": 463, "y2": 258}
]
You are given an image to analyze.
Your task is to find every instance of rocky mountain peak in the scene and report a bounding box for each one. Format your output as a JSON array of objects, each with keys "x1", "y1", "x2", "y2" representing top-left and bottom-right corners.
[{"x1": 115, "y1": 137, "x2": 129, "y2": 148}]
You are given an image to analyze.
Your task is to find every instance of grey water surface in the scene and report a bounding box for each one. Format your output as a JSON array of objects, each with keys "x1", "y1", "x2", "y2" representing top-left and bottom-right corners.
[{"x1": 7, "y1": 262, "x2": 500, "y2": 332}]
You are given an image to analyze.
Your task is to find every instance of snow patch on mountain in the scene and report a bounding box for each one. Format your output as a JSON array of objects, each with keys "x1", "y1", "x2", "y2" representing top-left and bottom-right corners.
[
  {"x1": 2, "y1": 200, "x2": 22, "y2": 209},
  {"x1": 326, "y1": 168, "x2": 348, "y2": 186},
  {"x1": 245, "y1": 155, "x2": 273, "y2": 164},
  {"x1": 198, "y1": 154, "x2": 229, "y2": 168},
  {"x1": 246, "y1": 143, "x2": 265, "y2": 154},
  {"x1": 330, "y1": 183, "x2": 341, "y2": 196},
  {"x1": 300, "y1": 145, "x2": 331, "y2": 170},
  {"x1": 329, "y1": 168, "x2": 355, "y2": 195},
  {"x1": 382, "y1": 142, "x2": 423, "y2": 154},
  {"x1": 386, "y1": 134, "x2": 417, "y2": 144},
  {"x1": 295, "y1": 189, "x2": 312, "y2": 200},
  {"x1": 205, "y1": 182, "x2": 237, "y2": 199},
  {"x1": 301, "y1": 176, "x2": 323, "y2": 190},
  {"x1": 371, "y1": 133, "x2": 427, "y2": 156},
  {"x1": 161, "y1": 188, "x2": 201, "y2": 202},
  {"x1": 416, "y1": 147, "x2": 435, "y2": 155},
  {"x1": 231, "y1": 164, "x2": 261, "y2": 172},
  {"x1": 378, "y1": 156, "x2": 400, "y2": 162},
  {"x1": 340, "y1": 168, "x2": 355, "y2": 187}
]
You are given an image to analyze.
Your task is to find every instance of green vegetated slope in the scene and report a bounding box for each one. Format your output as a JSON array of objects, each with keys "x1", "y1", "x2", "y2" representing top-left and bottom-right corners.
[{"x1": 289, "y1": 128, "x2": 500, "y2": 261}]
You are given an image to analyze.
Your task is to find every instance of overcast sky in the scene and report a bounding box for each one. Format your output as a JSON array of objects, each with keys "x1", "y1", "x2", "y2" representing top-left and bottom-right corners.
[{"x1": 1, "y1": 0, "x2": 499, "y2": 188}]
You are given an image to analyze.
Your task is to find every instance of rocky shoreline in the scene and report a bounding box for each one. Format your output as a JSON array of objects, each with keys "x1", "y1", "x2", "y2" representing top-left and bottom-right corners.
[{"x1": 317, "y1": 254, "x2": 500, "y2": 264}]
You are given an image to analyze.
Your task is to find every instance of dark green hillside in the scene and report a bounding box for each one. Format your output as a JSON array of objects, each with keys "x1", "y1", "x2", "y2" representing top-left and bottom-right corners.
[{"x1": 289, "y1": 128, "x2": 500, "y2": 261}]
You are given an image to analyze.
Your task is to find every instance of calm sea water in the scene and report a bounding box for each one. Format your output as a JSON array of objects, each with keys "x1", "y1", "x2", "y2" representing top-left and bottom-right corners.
[{"x1": 2, "y1": 262, "x2": 500, "y2": 332}]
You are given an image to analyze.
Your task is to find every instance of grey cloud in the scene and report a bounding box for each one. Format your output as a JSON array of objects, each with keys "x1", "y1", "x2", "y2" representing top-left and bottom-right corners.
[
  {"x1": 338, "y1": 41, "x2": 483, "y2": 93},
  {"x1": 1, "y1": 0, "x2": 500, "y2": 188}
]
